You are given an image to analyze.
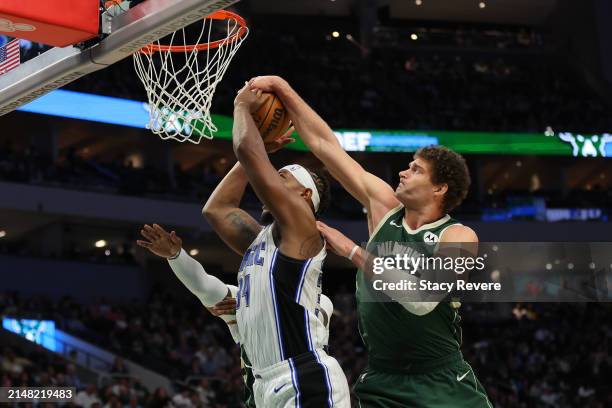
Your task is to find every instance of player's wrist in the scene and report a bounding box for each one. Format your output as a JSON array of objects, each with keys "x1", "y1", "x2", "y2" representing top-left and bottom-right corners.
[
  {"x1": 346, "y1": 244, "x2": 359, "y2": 260},
  {"x1": 273, "y1": 77, "x2": 290, "y2": 94},
  {"x1": 234, "y1": 102, "x2": 251, "y2": 112},
  {"x1": 167, "y1": 247, "x2": 182, "y2": 260}
]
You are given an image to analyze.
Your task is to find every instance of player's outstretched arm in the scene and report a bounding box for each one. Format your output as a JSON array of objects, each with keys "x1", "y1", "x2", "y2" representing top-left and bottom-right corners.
[
  {"x1": 316, "y1": 221, "x2": 438, "y2": 316},
  {"x1": 233, "y1": 84, "x2": 322, "y2": 259},
  {"x1": 137, "y1": 224, "x2": 229, "y2": 306},
  {"x1": 250, "y1": 76, "x2": 399, "y2": 232},
  {"x1": 202, "y1": 162, "x2": 262, "y2": 256}
]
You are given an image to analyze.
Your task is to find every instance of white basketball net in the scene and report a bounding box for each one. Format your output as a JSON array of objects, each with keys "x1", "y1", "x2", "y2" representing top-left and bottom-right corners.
[{"x1": 133, "y1": 13, "x2": 248, "y2": 144}]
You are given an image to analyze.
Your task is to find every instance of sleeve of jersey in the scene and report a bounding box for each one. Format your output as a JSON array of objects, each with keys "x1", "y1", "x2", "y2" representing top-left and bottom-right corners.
[
  {"x1": 167, "y1": 249, "x2": 228, "y2": 307},
  {"x1": 375, "y1": 267, "x2": 439, "y2": 316}
]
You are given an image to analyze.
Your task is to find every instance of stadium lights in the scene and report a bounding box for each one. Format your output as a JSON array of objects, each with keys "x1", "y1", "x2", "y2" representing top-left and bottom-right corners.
[
  {"x1": 479, "y1": 1, "x2": 486, "y2": 8},
  {"x1": 95, "y1": 240, "x2": 107, "y2": 248},
  {"x1": 415, "y1": 0, "x2": 422, "y2": 5},
  {"x1": 0, "y1": 230, "x2": 6, "y2": 238},
  {"x1": 332, "y1": 31, "x2": 340, "y2": 38},
  {"x1": 411, "y1": 33, "x2": 418, "y2": 40},
  {"x1": 189, "y1": 249, "x2": 199, "y2": 256},
  {"x1": 104, "y1": 249, "x2": 111, "y2": 256}
]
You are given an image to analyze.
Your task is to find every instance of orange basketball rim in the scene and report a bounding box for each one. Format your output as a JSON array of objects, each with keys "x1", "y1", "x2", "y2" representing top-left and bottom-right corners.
[{"x1": 139, "y1": 10, "x2": 248, "y2": 54}]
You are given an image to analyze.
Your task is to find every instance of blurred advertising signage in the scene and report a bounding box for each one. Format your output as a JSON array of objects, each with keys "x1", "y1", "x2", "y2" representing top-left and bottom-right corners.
[
  {"x1": 16, "y1": 90, "x2": 612, "y2": 157},
  {"x1": 482, "y1": 206, "x2": 605, "y2": 222},
  {"x1": 557, "y1": 132, "x2": 612, "y2": 157},
  {"x1": 2, "y1": 318, "x2": 57, "y2": 351},
  {"x1": 333, "y1": 131, "x2": 439, "y2": 152}
]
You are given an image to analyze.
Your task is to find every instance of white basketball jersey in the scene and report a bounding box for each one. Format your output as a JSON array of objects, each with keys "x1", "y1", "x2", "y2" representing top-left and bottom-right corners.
[{"x1": 236, "y1": 225, "x2": 327, "y2": 370}]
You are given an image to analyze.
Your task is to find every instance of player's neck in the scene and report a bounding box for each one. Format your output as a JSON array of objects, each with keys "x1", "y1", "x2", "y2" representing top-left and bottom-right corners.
[{"x1": 403, "y1": 203, "x2": 446, "y2": 231}]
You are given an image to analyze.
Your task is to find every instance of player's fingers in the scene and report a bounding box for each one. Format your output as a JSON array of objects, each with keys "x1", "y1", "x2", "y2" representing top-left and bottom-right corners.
[
  {"x1": 281, "y1": 138, "x2": 296, "y2": 146},
  {"x1": 206, "y1": 307, "x2": 222, "y2": 316},
  {"x1": 140, "y1": 229, "x2": 156, "y2": 242},
  {"x1": 143, "y1": 224, "x2": 158, "y2": 236},
  {"x1": 237, "y1": 82, "x2": 248, "y2": 94},
  {"x1": 215, "y1": 298, "x2": 237, "y2": 307},
  {"x1": 152, "y1": 224, "x2": 168, "y2": 237},
  {"x1": 247, "y1": 77, "x2": 259, "y2": 88},
  {"x1": 316, "y1": 221, "x2": 329, "y2": 233},
  {"x1": 212, "y1": 301, "x2": 236, "y2": 313},
  {"x1": 281, "y1": 126, "x2": 295, "y2": 139},
  {"x1": 136, "y1": 240, "x2": 152, "y2": 248},
  {"x1": 213, "y1": 307, "x2": 235, "y2": 315},
  {"x1": 256, "y1": 89, "x2": 262, "y2": 98}
]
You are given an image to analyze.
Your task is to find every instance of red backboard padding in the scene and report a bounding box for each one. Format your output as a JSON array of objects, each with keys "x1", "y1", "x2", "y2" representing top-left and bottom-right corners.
[{"x1": 0, "y1": 0, "x2": 100, "y2": 47}]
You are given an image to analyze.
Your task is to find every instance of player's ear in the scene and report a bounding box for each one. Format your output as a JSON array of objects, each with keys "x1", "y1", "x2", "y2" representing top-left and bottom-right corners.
[
  {"x1": 433, "y1": 183, "x2": 448, "y2": 197},
  {"x1": 302, "y1": 188, "x2": 313, "y2": 201}
]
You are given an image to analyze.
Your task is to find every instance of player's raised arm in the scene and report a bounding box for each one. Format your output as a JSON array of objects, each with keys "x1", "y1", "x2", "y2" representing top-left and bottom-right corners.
[
  {"x1": 250, "y1": 75, "x2": 399, "y2": 232},
  {"x1": 232, "y1": 84, "x2": 322, "y2": 259},
  {"x1": 202, "y1": 162, "x2": 262, "y2": 256},
  {"x1": 136, "y1": 224, "x2": 229, "y2": 306},
  {"x1": 203, "y1": 129, "x2": 295, "y2": 256}
]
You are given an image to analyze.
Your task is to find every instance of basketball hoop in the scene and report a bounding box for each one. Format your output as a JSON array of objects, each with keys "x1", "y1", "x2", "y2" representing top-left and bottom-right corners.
[{"x1": 133, "y1": 10, "x2": 248, "y2": 143}]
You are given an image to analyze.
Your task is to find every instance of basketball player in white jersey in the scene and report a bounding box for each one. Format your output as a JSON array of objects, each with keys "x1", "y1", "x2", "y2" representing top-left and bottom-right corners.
[
  {"x1": 200, "y1": 84, "x2": 350, "y2": 407},
  {"x1": 137, "y1": 223, "x2": 337, "y2": 408}
]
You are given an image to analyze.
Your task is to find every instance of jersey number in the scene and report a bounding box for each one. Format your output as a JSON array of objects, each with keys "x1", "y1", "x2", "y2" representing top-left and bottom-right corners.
[{"x1": 237, "y1": 274, "x2": 251, "y2": 308}]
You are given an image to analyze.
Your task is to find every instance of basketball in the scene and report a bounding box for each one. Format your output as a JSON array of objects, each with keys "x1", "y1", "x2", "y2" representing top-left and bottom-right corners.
[{"x1": 252, "y1": 92, "x2": 291, "y2": 143}]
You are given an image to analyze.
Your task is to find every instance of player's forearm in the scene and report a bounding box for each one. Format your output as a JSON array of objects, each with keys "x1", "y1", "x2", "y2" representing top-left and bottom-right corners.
[
  {"x1": 273, "y1": 79, "x2": 339, "y2": 155},
  {"x1": 233, "y1": 104, "x2": 267, "y2": 164},
  {"x1": 168, "y1": 249, "x2": 229, "y2": 307},
  {"x1": 202, "y1": 162, "x2": 248, "y2": 220}
]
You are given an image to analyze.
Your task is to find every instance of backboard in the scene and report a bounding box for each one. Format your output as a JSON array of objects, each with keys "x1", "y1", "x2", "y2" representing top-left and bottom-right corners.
[{"x1": 0, "y1": 0, "x2": 240, "y2": 116}]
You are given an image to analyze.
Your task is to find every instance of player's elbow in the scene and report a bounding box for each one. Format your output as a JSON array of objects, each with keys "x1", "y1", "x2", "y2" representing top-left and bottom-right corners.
[
  {"x1": 233, "y1": 139, "x2": 250, "y2": 161},
  {"x1": 202, "y1": 200, "x2": 222, "y2": 223},
  {"x1": 202, "y1": 203, "x2": 213, "y2": 220},
  {"x1": 233, "y1": 141, "x2": 259, "y2": 168}
]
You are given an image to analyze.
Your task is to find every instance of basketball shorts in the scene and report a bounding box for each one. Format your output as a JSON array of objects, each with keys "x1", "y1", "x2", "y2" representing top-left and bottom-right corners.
[
  {"x1": 354, "y1": 356, "x2": 492, "y2": 408},
  {"x1": 252, "y1": 348, "x2": 350, "y2": 408}
]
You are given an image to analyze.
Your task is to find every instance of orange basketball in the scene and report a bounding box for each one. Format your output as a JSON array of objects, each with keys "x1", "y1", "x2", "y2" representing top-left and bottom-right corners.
[{"x1": 252, "y1": 92, "x2": 291, "y2": 143}]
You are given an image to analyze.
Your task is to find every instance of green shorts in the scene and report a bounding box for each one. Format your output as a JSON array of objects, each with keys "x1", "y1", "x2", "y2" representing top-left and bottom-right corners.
[{"x1": 353, "y1": 356, "x2": 492, "y2": 408}]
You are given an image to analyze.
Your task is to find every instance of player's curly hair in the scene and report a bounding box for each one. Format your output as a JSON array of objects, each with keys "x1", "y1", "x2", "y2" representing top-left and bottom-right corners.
[
  {"x1": 305, "y1": 167, "x2": 331, "y2": 217},
  {"x1": 415, "y1": 146, "x2": 470, "y2": 213}
]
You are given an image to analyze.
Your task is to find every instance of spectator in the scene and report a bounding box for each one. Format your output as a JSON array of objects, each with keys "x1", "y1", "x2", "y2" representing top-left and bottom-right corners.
[{"x1": 75, "y1": 384, "x2": 102, "y2": 408}]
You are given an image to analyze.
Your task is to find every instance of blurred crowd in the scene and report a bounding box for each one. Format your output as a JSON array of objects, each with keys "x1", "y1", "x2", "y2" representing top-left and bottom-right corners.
[
  {"x1": 1, "y1": 142, "x2": 610, "y2": 228},
  {"x1": 1, "y1": 289, "x2": 610, "y2": 408}
]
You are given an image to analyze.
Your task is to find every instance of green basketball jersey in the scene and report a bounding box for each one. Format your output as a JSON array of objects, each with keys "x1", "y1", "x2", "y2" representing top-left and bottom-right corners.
[
  {"x1": 240, "y1": 344, "x2": 256, "y2": 408},
  {"x1": 356, "y1": 205, "x2": 463, "y2": 371}
]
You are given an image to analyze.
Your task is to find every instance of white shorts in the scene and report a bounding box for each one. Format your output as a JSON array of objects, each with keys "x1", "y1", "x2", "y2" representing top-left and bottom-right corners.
[{"x1": 253, "y1": 349, "x2": 351, "y2": 408}]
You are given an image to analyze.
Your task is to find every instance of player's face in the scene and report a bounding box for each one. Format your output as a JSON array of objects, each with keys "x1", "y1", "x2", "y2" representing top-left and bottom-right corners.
[
  {"x1": 259, "y1": 170, "x2": 313, "y2": 224},
  {"x1": 395, "y1": 157, "x2": 437, "y2": 206}
]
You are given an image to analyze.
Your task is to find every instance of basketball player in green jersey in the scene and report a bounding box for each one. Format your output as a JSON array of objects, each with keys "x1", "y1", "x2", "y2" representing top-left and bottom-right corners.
[{"x1": 250, "y1": 76, "x2": 492, "y2": 407}]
